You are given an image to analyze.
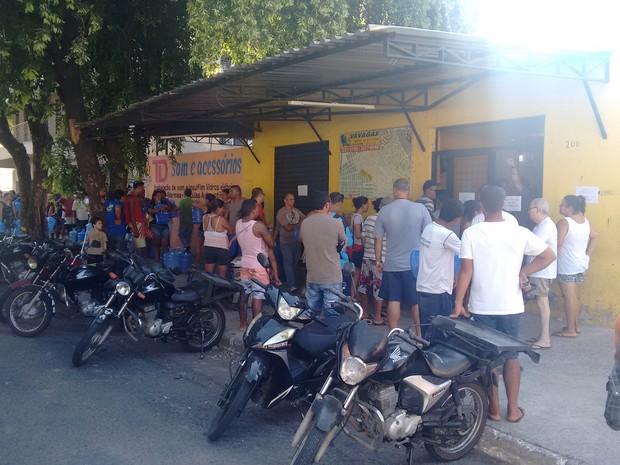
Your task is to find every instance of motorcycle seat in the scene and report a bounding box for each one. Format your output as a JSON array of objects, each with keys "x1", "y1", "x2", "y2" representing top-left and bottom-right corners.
[
  {"x1": 171, "y1": 289, "x2": 200, "y2": 302},
  {"x1": 294, "y1": 315, "x2": 355, "y2": 355},
  {"x1": 348, "y1": 320, "x2": 388, "y2": 363},
  {"x1": 425, "y1": 344, "x2": 474, "y2": 379}
]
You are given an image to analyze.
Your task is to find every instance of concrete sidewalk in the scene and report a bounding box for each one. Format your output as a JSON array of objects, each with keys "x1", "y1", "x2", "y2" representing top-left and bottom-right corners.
[{"x1": 215, "y1": 301, "x2": 618, "y2": 465}]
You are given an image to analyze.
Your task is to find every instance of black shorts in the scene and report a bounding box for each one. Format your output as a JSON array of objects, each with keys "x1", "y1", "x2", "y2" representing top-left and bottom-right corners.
[
  {"x1": 203, "y1": 246, "x2": 230, "y2": 266},
  {"x1": 351, "y1": 249, "x2": 364, "y2": 269}
]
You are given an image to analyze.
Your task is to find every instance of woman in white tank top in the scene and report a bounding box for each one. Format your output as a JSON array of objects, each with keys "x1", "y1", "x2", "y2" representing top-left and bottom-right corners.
[
  {"x1": 202, "y1": 198, "x2": 233, "y2": 277},
  {"x1": 554, "y1": 195, "x2": 599, "y2": 337}
]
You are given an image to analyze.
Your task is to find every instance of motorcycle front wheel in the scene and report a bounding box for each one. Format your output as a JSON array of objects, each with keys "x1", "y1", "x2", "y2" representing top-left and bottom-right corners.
[
  {"x1": 207, "y1": 364, "x2": 255, "y2": 441},
  {"x1": 181, "y1": 306, "x2": 225, "y2": 352},
  {"x1": 424, "y1": 382, "x2": 488, "y2": 462},
  {"x1": 6, "y1": 285, "x2": 53, "y2": 337},
  {"x1": 290, "y1": 423, "x2": 331, "y2": 465},
  {"x1": 72, "y1": 315, "x2": 115, "y2": 367}
]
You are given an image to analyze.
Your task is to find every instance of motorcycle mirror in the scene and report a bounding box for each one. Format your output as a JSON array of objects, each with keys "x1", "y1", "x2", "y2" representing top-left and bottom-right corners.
[
  {"x1": 257, "y1": 252, "x2": 270, "y2": 269},
  {"x1": 343, "y1": 262, "x2": 355, "y2": 276},
  {"x1": 432, "y1": 315, "x2": 456, "y2": 331}
]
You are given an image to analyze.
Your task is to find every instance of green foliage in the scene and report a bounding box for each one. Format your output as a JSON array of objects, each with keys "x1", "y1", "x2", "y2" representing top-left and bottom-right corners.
[
  {"x1": 188, "y1": 0, "x2": 473, "y2": 74},
  {"x1": 42, "y1": 134, "x2": 82, "y2": 195}
]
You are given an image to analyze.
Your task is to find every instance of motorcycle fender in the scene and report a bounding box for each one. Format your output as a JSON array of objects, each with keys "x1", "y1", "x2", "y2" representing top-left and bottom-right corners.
[
  {"x1": 244, "y1": 351, "x2": 270, "y2": 384},
  {"x1": 9, "y1": 278, "x2": 32, "y2": 290},
  {"x1": 312, "y1": 394, "x2": 344, "y2": 432}
]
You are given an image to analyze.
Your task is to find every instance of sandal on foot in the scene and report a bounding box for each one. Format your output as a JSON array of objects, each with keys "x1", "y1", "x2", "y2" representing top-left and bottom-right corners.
[
  {"x1": 531, "y1": 343, "x2": 551, "y2": 350},
  {"x1": 371, "y1": 318, "x2": 388, "y2": 326},
  {"x1": 507, "y1": 407, "x2": 525, "y2": 423},
  {"x1": 552, "y1": 331, "x2": 577, "y2": 338}
]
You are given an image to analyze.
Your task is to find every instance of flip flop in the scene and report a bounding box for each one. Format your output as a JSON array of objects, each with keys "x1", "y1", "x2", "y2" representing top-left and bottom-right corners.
[
  {"x1": 552, "y1": 331, "x2": 577, "y2": 338},
  {"x1": 507, "y1": 407, "x2": 525, "y2": 423},
  {"x1": 487, "y1": 414, "x2": 501, "y2": 422},
  {"x1": 372, "y1": 318, "x2": 388, "y2": 326},
  {"x1": 562, "y1": 326, "x2": 581, "y2": 334},
  {"x1": 531, "y1": 343, "x2": 551, "y2": 350},
  {"x1": 526, "y1": 337, "x2": 539, "y2": 343}
]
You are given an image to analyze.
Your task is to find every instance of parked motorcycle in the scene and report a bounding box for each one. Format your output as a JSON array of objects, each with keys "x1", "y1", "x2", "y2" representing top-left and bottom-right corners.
[
  {"x1": 72, "y1": 256, "x2": 235, "y2": 367},
  {"x1": 4, "y1": 240, "x2": 127, "y2": 337},
  {"x1": 207, "y1": 254, "x2": 361, "y2": 441},
  {"x1": 289, "y1": 315, "x2": 539, "y2": 465},
  {"x1": 0, "y1": 235, "x2": 34, "y2": 322}
]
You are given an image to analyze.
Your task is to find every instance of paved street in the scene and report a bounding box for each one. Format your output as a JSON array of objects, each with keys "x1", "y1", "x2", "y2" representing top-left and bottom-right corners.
[{"x1": 0, "y1": 315, "x2": 505, "y2": 465}]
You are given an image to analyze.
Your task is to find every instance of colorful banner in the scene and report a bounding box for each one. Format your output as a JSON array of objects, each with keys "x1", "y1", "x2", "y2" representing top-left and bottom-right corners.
[{"x1": 146, "y1": 149, "x2": 243, "y2": 200}]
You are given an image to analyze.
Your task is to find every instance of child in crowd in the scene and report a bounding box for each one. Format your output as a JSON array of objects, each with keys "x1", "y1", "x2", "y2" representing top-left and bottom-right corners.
[{"x1": 85, "y1": 217, "x2": 108, "y2": 263}]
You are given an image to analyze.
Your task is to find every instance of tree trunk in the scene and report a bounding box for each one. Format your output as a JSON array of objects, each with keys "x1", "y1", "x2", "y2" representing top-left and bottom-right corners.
[
  {"x1": 105, "y1": 137, "x2": 129, "y2": 194},
  {"x1": 51, "y1": 10, "x2": 106, "y2": 220},
  {"x1": 27, "y1": 109, "x2": 54, "y2": 240},
  {"x1": 0, "y1": 113, "x2": 37, "y2": 237}
]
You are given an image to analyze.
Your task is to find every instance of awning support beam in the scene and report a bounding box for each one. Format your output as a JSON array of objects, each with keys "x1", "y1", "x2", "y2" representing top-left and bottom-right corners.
[
  {"x1": 403, "y1": 110, "x2": 425, "y2": 152},
  {"x1": 583, "y1": 80, "x2": 607, "y2": 140},
  {"x1": 240, "y1": 138, "x2": 260, "y2": 164},
  {"x1": 305, "y1": 117, "x2": 332, "y2": 155}
]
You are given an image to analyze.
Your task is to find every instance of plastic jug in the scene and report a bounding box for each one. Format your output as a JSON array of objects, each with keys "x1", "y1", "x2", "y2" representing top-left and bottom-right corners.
[
  {"x1": 410, "y1": 249, "x2": 419, "y2": 278},
  {"x1": 179, "y1": 250, "x2": 192, "y2": 273},
  {"x1": 163, "y1": 249, "x2": 175, "y2": 268},
  {"x1": 47, "y1": 216, "x2": 56, "y2": 234},
  {"x1": 0, "y1": 222, "x2": 5, "y2": 234},
  {"x1": 77, "y1": 230, "x2": 86, "y2": 243},
  {"x1": 69, "y1": 229, "x2": 78, "y2": 243}
]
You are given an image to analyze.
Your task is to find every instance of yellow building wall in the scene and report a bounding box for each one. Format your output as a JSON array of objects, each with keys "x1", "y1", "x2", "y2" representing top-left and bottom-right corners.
[{"x1": 238, "y1": 57, "x2": 619, "y2": 323}]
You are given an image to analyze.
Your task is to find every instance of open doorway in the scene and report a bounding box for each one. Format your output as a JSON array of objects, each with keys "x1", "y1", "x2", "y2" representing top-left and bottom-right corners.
[{"x1": 433, "y1": 117, "x2": 545, "y2": 227}]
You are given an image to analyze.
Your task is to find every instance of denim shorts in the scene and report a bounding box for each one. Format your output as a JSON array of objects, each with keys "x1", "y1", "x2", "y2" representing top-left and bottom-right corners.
[
  {"x1": 378, "y1": 270, "x2": 419, "y2": 306},
  {"x1": 419, "y1": 292, "x2": 453, "y2": 338},
  {"x1": 151, "y1": 223, "x2": 170, "y2": 239},
  {"x1": 471, "y1": 313, "x2": 522, "y2": 360}
]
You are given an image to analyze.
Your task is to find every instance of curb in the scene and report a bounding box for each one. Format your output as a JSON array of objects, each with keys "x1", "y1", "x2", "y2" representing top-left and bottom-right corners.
[
  {"x1": 216, "y1": 327, "x2": 575, "y2": 465},
  {"x1": 478, "y1": 427, "x2": 576, "y2": 465}
]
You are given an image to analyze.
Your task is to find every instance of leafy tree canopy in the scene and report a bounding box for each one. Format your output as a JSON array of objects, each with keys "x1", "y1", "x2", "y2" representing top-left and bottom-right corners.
[{"x1": 188, "y1": 0, "x2": 473, "y2": 74}]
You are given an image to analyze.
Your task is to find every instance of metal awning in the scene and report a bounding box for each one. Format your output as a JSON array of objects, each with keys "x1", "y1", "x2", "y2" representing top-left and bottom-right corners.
[{"x1": 79, "y1": 26, "x2": 611, "y2": 142}]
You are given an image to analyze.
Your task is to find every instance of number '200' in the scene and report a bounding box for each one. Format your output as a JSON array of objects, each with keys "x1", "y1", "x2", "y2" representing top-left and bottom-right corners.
[{"x1": 565, "y1": 140, "x2": 580, "y2": 148}]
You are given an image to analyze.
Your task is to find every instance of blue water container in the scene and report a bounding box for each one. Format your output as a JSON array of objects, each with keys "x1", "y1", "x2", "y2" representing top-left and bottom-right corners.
[
  {"x1": 410, "y1": 249, "x2": 419, "y2": 278},
  {"x1": 179, "y1": 250, "x2": 192, "y2": 273},
  {"x1": 13, "y1": 219, "x2": 20, "y2": 234},
  {"x1": 47, "y1": 216, "x2": 56, "y2": 233},
  {"x1": 163, "y1": 249, "x2": 175, "y2": 269},
  {"x1": 0, "y1": 222, "x2": 5, "y2": 234},
  {"x1": 77, "y1": 230, "x2": 86, "y2": 243},
  {"x1": 69, "y1": 229, "x2": 78, "y2": 242}
]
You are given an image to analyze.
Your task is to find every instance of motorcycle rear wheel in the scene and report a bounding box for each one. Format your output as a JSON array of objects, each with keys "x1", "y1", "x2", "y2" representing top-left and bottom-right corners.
[
  {"x1": 424, "y1": 382, "x2": 488, "y2": 462},
  {"x1": 208, "y1": 366, "x2": 254, "y2": 441},
  {"x1": 72, "y1": 316, "x2": 115, "y2": 367},
  {"x1": 6, "y1": 285, "x2": 53, "y2": 337},
  {"x1": 181, "y1": 306, "x2": 225, "y2": 352}
]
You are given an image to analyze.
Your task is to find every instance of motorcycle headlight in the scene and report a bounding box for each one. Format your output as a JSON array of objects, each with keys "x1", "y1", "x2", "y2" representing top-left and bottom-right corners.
[
  {"x1": 260, "y1": 328, "x2": 297, "y2": 349},
  {"x1": 115, "y1": 281, "x2": 132, "y2": 296},
  {"x1": 339, "y1": 344, "x2": 379, "y2": 385},
  {"x1": 277, "y1": 297, "x2": 303, "y2": 320},
  {"x1": 27, "y1": 257, "x2": 38, "y2": 269}
]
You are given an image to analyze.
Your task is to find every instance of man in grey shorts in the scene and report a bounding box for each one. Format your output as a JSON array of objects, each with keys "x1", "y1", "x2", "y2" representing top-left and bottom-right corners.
[
  {"x1": 374, "y1": 178, "x2": 432, "y2": 331},
  {"x1": 526, "y1": 198, "x2": 558, "y2": 349}
]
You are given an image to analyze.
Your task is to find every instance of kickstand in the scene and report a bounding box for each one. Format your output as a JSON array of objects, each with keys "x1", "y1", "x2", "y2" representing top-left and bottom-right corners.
[
  {"x1": 405, "y1": 443, "x2": 415, "y2": 465},
  {"x1": 199, "y1": 328, "x2": 205, "y2": 360}
]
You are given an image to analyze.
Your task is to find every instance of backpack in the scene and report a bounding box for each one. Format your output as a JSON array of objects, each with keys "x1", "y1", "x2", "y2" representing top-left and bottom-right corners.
[{"x1": 604, "y1": 356, "x2": 620, "y2": 430}]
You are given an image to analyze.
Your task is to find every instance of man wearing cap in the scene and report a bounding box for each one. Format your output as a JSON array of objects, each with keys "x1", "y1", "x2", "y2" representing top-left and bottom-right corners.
[{"x1": 416, "y1": 180, "x2": 438, "y2": 215}]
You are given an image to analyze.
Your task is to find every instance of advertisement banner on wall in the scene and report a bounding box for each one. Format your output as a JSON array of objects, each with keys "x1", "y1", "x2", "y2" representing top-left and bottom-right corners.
[
  {"x1": 146, "y1": 149, "x2": 243, "y2": 200},
  {"x1": 339, "y1": 127, "x2": 412, "y2": 199}
]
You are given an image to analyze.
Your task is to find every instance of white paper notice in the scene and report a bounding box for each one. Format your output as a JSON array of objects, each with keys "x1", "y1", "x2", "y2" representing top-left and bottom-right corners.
[
  {"x1": 576, "y1": 186, "x2": 599, "y2": 204},
  {"x1": 458, "y1": 192, "x2": 475, "y2": 202},
  {"x1": 297, "y1": 185, "x2": 308, "y2": 197},
  {"x1": 504, "y1": 196, "x2": 522, "y2": 212}
]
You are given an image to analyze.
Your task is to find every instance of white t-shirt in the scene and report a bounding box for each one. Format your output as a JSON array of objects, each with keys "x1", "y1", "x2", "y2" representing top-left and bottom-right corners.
[
  {"x1": 417, "y1": 222, "x2": 461, "y2": 294},
  {"x1": 528, "y1": 216, "x2": 557, "y2": 279},
  {"x1": 557, "y1": 217, "x2": 591, "y2": 275},
  {"x1": 460, "y1": 221, "x2": 548, "y2": 315},
  {"x1": 472, "y1": 210, "x2": 518, "y2": 225}
]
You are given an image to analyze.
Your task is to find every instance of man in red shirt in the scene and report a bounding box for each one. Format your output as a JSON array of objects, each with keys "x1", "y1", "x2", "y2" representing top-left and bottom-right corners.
[
  {"x1": 58, "y1": 194, "x2": 76, "y2": 238},
  {"x1": 126, "y1": 181, "x2": 147, "y2": 257}
]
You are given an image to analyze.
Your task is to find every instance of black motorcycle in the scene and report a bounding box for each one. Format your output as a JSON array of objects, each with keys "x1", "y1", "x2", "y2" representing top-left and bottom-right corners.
[
  {"x1": 289, "y1": 316, "x2": 539, "y2": 465},
  {"x1": 72, "y1": 256, "x2": 236, "y2": 367},
  {"x1": 207, "y1": 255, "x2": 362, "y2": 441},
  {"x1": 4, "y1": 240, "x2": 127, "y2": 337},
  {"x1": 0, "y1": 234, "x2": 34, "y2": 322}
]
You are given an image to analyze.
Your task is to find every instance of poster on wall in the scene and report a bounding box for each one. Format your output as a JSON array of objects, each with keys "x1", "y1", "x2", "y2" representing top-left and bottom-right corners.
[
  {"x1": 339, "y1": 127, "x2": 412, "y2": 198},
  {"x1": 146, "y1": 149, "x2": 243, "y2": 200}
]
